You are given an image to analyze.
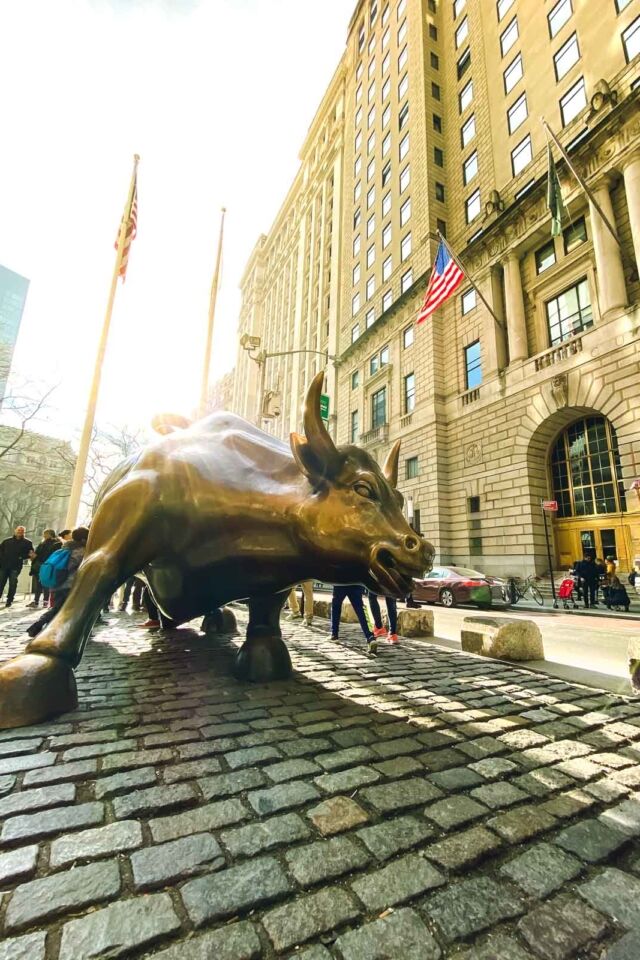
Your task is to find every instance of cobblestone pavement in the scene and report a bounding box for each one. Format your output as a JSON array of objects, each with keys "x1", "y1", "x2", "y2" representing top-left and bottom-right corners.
[{"x1": 1, "y1": 604, "x2": 640, "y2": 959}]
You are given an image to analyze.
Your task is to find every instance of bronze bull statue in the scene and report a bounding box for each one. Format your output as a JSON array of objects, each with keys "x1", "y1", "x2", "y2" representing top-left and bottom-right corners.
[{"x1": 0, "y1": 372, "x2": 433, "y2": 729}]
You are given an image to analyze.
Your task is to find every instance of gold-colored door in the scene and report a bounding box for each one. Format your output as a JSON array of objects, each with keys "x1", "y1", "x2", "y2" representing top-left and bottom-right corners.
[{"x1": 553, "y1": 516, "x2": 631, "y2": 570}]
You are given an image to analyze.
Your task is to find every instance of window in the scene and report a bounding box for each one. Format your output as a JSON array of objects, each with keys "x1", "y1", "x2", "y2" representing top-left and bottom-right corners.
[
  {"x1": 432, "y1": 82, "x2": 441, "y2": 100},
  {"x1": 355, "y1": 130, "x2": 362, "y2": 153},
  {"x1": 413, "y1": 508, "x2": 421, "y2": 533},
  {"x1": 563, "y1": 216, "x2": 587, "y2": 254},
  {"x1": 398, "y1": 19, "x2": 407, "y2": 44},
  {"x1": 464, "y1": 340, "x2": 482, "y2": 389},
  {"x1": 380, "y1": 345, "x2": 389, "y2": 365},
  {"x1": 368, "y1": 131, "x2": 376, "y2": 154},
  {"x1": 382, "y1": 26, "x2": 390, "y2": 48},
  {"x1": 405, "y1": 457, "x2": 419, "y2": 479},
  {"x1": 371, "y1": 0, "x2": 378, "y2": 24},
  {"x1": 404, "y1": 373, "x2": 416, "y2": 413},
  {"x1": 382, "y1": 222, "x2": 392, "y2": 248},
  {"x1": 382, "y1": 191, "x2": 392, "y2": 216},
  {"x1": 560, "y1": 76, "x2": 586, "y2": 125},
  {"x1": 351, "y1": 409, "x2": 359, "y2": 443},
  {"x1": 497, "y1": 0, "x2": 515, "y2": 20},
  {"x1": 435, "y1": 181, "x2": 445, "y2": 201},
  {"x1": 511, "y1": 134, "x2": 532, "y2": 176},
  {"x1": 382, "y1": 254, "x2": 392, "y2": 281},
  {"x1": 382, "y1": 103, "x2": 391, "y2": 127},
  {"x1": 382, "y1": 289, "x2": 393, "y2": 311},
  {"x1": 367, "y1": 213, "x2": 376, "y2": 237},
  {"x1": 381, "y1": 162, "x2": 391, "y2": 188},
  {"x1": 550, "y1": 416, "x2": 626, "y2": 518},
  {"x1": 401, "y1": 268, "x2": 413, "y2": 292},
  {"x1": 504, "y1": 52, "x2": 523, "y2": 93},
  {"x1": 546, "y1": 278, "x2": 593, "y2": 345},
  {"x1": 372, "y1": 388, "x2": 387, "y2": 429},
  {"x1": 548, "y1": 0, "x2": 572, "y2": 38},
  {"x1": 368, "y1": 56, "x2": 376, "y2": 77},
  {"x1": 366, "y1": 275, "x2": 375, "y2": 300},
  {"x1": 434, "y1": 146, "x2": 444, "y2": 166},
  {"x1": 368, "y1": 81, "x2": 376, "y2": 103},
  {"x1": 466, "y1": 189, "x2": 481, "y2": 223},
  {"x1": 535, "y1": 239, "x2": 556, "y2": 274},
  {"x1": 354, "y1": 156, "x2": 362, "y2": 178},
  {"x1": 454, "y1": 0, "x2": 466, "y2": 15},
  {"x1": 468, "y1": 495, "x2": 480, "y2": 513},
  {"x1": 398, "y1": 73, "x2": 409, "y2": 99},
  {"x1": 355, "y1": 105, "x2": 362, "y2": 127},
  {"x1": 514, "y1": 179, "x2": 535, "y2": 200},
  {"x1": 461, "y1": 113, "x2": 476, "y2": 146},
  {"x1": 358, "y1": 24, "x2": 365, "y2": 51},
  {"x1": 354, "y1": 208, "x2": 361, "y2": 230},
  {"x1": 352, "y1": 292, "x2": 361, "y2": 316},
  {"x1": 398, "y1": 0, "x2": 406, "y2": 16},
  {"x1": 356, "y1": 84, "x2": 362, "y2": 104},
  {"x1": 616, "y1": 0, "x2": 633, "y2": 10},
  {"x1": 463, "y1": 151, "x2": 478, "y2": 184},
  {"x1": 456, "y1": 16, "x2": 468, "y2": 48},
  {"x1": 382, "y1": 76, "x2": 391, "y2": 102},
  {"x1": 437, "y1": 218, "x2": 447, "y2": 237},
  {"x1": 398, "y1": 45, "x2": 408, "y2": 71},
  {"x1": 623, "y1": 16, "x2": 640, "y2": 62},
  {"x1": 399, "y1": 132, "x2": 410, "y2": 160},
  {"x1": 400, "y1": 197, "x2": 411, "y2": 226},
  {"x1": 459, "y1": 79, "x2": 473, "y2": 112},
  {"x1": 354, "y1": 235, "x2": 361, "y2": 256},
  {"x1": 367, "y1": 158, "x2": 376, "y2": 181},
  {"x1": 367, "y1": 243, "x2": 376, "y2": 268},
  {"x1": 500, "y1": 17, "x2": 518, "y2": 56},
  {"x1": 382, "y1": 3, "x2": 390, "y2": 25},
  {"x1": 368, "y1": 106, "x2": 376, "y2": 128},
  {"x1": 354, "y1": 181, "x2": 362, "y2": 203},
  {"x1": 433, "y1": 113, "x2": 442, "y2": 132},
  {"x1": 401, "y1": 232, "x2": 412, "y2": 261},
  {"x1": 431, "y1": 52, "x2": 439, "y2": 69},
  {"x1": 356, "y1": 61, "x2": 364, "y2": 81},
  {"x1": 457, "y1": 49, "x2": 471, "y2": 79},
  {"x1": 382, "y1": 131, "x2": 391, "y2": 156},
  {"x1": 507, "y1": 92, "x2": 528, "y2": 133},
  {"x1": 352, "y1": 323, "x2": 360, "y2": 343},
  {"x1": 429, "y1": 24, "x2": 438, "y2": 39},
  {"x1": 554, "y1": 32, "x2": 580, "y2": 80},
  {"x1": 353, "y1": 263, "x2": 361, "y2": 285},
  {"x1": 399, "y1": 102, "x2": 409, "y2": 129},
  {"x1": 400, "y1": 164, "x2": 410, "y2": 192},
  {"x1": 461, "y1": 288, "x2": 476, "y2": 314},
  {"x1": 403, "y1": 324, "x2": 414, "y2": 348},
  {"x1": 367, "y1": 186, "x2": 375, "y2": 209},
  {"x1": 351, "y1": 370, "x2": 359, "y2": 389},
  {"x1": 382, "y1": 53, "x2": 390, "y2": 78},
  {"x1": 366, "y1": 307, "x2": 375, "y2": 327}
]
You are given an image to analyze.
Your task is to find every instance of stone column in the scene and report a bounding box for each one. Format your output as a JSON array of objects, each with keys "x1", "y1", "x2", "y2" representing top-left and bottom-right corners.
[
  {"x1": 622, "y1": 152, "x2": 640, "y2": 280},
  {"x1": 589, "y1": 178, "x2": 627, "y2": 317},
  {"x1": 503, "y1": 254, "x2": 528, "y2": 363}
]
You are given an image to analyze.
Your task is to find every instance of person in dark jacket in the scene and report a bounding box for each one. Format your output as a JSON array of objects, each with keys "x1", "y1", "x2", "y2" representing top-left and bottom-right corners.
[
  {"x1": 0, "y1": 526, "x2": 34, "y2": 607},
  {"x1": 574, "y1": 553, "x2": 600, "y2": 609},
  {"x1": 27, "y1": 529, "x2": 61, "y2": 608},
  {"x1": 26, "y1": 526, "x2": 89, "y2": 637}
]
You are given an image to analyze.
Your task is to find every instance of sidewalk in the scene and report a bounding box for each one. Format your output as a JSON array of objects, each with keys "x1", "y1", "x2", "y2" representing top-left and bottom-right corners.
[{"x1": 1, "y1": 603, "x2": 640, "y2": 958}]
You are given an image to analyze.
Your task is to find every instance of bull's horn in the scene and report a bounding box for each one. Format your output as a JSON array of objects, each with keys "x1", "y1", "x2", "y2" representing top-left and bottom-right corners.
[
  {"x1": 151, "y1": 413, "x2": 192, "y2": 435},
  {"x1": 303, "y1": 371, "x2": 340, "y2": 466},
  {"x1": 383, "y1": 439, "x2": 401, "y2": 487}
]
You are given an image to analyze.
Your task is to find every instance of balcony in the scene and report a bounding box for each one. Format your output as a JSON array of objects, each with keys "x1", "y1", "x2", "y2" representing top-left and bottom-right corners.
[
  {"x1": 400, "y1": 414, "x2": 413, "y2": 428},
  {"x1": 461, "y1": 387, "x2": 480, "y2": 406},
  {"x1": 360, "y1": 423, "x2": 389, "y2": 446},
  {"x1": 534, "y1": 333, "x2": 584, "y2": 371}
]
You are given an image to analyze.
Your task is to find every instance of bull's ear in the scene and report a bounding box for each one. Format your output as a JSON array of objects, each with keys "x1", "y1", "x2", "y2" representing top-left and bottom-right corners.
[{"x1": 290, "y1": 432, "x2": 335, "y2": 486}]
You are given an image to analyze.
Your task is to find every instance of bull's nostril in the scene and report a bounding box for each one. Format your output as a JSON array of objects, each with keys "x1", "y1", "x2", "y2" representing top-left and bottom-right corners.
[{"x1": 404, "y1": 535, "x2": 419, "y2": 551}]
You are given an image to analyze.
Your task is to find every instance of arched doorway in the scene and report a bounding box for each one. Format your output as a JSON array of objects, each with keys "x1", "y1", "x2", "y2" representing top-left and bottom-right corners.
[{"x1": 549, "y1": 415, "x2": 630, "y2": 569}]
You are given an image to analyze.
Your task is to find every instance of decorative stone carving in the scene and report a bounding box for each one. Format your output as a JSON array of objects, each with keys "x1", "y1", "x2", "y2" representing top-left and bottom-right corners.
[
  {"x1": 465, "y1": 441, "x2": 483, "y2": 466},
  {"x1": 550, "y1": 374, "x2": 569, "y2": 409}
]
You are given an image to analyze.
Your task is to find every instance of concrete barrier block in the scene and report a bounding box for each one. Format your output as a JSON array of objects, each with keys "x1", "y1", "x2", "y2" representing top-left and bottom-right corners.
[
  {"x1": 396, "y1": 609, "x2": 434, "y2": 637},
  {"x1": 461, "y1": 616, "x2": 544, "y2": 661}
]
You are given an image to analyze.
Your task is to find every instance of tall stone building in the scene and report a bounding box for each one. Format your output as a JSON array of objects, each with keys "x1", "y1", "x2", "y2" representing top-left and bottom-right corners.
[
  {"x1": 0, "y1": 426, "x2": 75, "y2": 538},
  {"x1": 0, "y1": 264, "x2": 29, "y2": 406},
  {"x1": 237, "y1": 0, "x2": 640, "y2": 576}
]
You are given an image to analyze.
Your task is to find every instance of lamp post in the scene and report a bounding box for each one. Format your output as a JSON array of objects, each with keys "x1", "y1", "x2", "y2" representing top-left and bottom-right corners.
[{"x1": 240, "y1": 335, "x2": 336, "y2": 427}]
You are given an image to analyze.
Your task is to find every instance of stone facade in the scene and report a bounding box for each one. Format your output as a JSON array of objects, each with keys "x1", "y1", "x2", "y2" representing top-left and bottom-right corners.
[
  {"x1": 0, "y1": 426, "x2": 75, "y2": 539},
  {"x1": 236, "y1": 0, "x2": 640, "y2": 575},
  {"x1": 205, "y1": 369, "x2": 236, "y2": 415}
]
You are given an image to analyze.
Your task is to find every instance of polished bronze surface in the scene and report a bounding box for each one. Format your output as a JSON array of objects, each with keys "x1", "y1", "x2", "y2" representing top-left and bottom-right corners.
[{"x1": 0, "y1": 371, "x2": 433, "y2": 729}]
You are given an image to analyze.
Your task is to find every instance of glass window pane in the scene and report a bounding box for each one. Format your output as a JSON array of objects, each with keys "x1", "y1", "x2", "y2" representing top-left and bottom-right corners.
[
  {"x1": 504, "y1": 52, "x2": 523, "y2": 94},
  {"x1": 507, "y1": 93, "x2": 528, "y2": 133},
  {"x1": 554, "y1": 32, "x2": 580, "y2": 80},
  {"x1": 548, "y1": 0, "x2": 572, "y2": 38},
  {"x1": 511, "y1": 134, "x2": 532, "y2": 175},
  {"x1": 560, "y1": 76, "x2": 586, "y2": 125},
  {"x1": 500, "y1": 17, "x2": 519, "y2": 56},
  {"x1": 465, "y1": 340, "x2": 482, "y2": 389},
  {"x1": 623, "y1": 16, "x2": 640, "y2": 61}
]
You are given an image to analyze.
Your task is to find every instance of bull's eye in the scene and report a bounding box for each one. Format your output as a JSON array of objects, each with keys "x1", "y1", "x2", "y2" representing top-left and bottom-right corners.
[{"x1": 354, "y1": 481, "x2": 376, "y2": 500}]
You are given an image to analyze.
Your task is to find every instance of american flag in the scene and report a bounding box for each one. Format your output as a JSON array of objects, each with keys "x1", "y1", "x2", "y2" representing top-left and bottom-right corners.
[
  {"x1": 416, "y1": 240, "x2": 465, "y2": 324},
  {"x1": 115, "y1": 172, "x2": 138, "y2": 282}
]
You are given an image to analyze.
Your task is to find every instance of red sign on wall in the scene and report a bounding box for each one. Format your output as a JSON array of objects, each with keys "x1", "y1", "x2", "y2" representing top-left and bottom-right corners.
[{"x1": 542, "y1": 500, "x2": 558, "y2": 511}]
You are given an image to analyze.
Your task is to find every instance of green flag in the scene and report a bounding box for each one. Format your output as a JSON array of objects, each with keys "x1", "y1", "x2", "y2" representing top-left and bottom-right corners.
[{"x1": 547, "y1": 144, "x2": 565, "y2": 237}]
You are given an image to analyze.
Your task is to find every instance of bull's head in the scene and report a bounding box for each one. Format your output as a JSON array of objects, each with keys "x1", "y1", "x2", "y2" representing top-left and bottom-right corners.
[{"x1": 290, "y1": 372, "x2": 434, "y2": 598}]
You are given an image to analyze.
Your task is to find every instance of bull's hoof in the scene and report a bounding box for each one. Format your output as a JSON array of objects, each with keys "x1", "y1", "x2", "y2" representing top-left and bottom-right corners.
[
  {"x1": 234, "y1": 634, "x2": 292, "y2": 683},
  {"x1": 0, "y1": 654, "x2": 78, "y2": 730}
]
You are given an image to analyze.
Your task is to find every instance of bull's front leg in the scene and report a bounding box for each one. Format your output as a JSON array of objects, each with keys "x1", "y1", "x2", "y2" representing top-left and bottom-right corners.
[{"x1": 234, "y1": 594, "x2": 291, "y2": 682}]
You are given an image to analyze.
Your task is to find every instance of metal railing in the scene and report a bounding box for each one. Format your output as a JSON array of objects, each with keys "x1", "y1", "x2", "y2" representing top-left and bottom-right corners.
[{"x1": 534, "y1": 333, "x2": 584, "y2": 371}]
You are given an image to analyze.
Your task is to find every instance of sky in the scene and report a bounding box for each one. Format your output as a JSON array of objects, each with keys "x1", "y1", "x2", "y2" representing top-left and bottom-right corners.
[{"x1": 0, "y1": 0, "x2": 350, "y2": 440}]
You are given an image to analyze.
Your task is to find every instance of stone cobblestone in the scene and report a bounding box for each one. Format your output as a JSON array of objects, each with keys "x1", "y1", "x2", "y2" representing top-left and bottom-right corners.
[{"x1": 0, "y1": 606, "x2": 638, "y2": 958}]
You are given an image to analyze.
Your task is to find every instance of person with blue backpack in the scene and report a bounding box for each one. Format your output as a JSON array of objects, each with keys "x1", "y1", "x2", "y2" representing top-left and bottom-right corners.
[{"x1": 26, "y1": 526, "x2": 89, "y2": 638}]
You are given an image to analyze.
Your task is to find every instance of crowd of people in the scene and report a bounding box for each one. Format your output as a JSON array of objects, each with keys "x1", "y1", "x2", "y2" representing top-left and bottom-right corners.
[{"x1": 570, "y1": 552, "x2": 636, "y2": 612}]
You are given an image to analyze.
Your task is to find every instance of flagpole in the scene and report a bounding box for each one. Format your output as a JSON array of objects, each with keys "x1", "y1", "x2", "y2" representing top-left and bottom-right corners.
[
  {"x1": 199, "y1": 207, "x2": 226, "y2": 417},
  {"x1": 541, "y1": 118, "x2": 622, "y2": 253},
  {"x1": 437, "y1": 231, "x2": 507, "y2": 333},
  {"x1": 65, "y1": 154, "x2": 139, "y2": 528}
]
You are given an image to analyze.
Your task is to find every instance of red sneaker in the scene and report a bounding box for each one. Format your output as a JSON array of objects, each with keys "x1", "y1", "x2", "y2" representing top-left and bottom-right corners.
[
  {"x1": 387, "y1": 633, "x2": 399, "y2": 645},
  {"x1": 373, "y1": 626, "x2": 388, "y2": 639},
  {"x1": 141, "y1": 619, "x2": 160, "y2": 628}
]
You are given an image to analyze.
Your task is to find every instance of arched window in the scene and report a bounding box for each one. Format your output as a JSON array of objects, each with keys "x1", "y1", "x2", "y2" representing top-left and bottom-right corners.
[{"x1": 550, "y1": 417, "x2": 626, "y2": 518}]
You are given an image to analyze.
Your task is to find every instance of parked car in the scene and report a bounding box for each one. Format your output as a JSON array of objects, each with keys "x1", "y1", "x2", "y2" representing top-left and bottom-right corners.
[{"x1": 408, "y1": 566, "x2": 506, "y2": 609}]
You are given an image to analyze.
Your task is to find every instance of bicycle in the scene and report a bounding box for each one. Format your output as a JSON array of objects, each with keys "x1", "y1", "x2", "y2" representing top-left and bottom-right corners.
[{"x1": 503, "y1": 575, "x2": 544, "y2": 606}]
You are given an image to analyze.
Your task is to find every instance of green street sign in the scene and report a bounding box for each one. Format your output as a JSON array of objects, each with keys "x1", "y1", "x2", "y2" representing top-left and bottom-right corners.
[{"x1": 320, "y1": 393, "x2": 330, "y2": 421}]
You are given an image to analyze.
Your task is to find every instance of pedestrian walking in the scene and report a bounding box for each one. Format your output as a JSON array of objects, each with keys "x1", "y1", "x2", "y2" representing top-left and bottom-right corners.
[
  {"x1": 329, "y1": 584, "x2": 377, "y2": 655},
  {"x1": 368, "y1": 591, "x2": 399, "y2": 645},
  {"x1": 0, "y1": 526, "x2": 34, "y2": 607},
  {"x1": 285, "y1": 581, "x2": 314, "y2": 626},
  {"x1": 119, "y1": 575, "x2": 144, "y2": 612},
  {"x1": 140, "y1": 585, "x2": 160, "y2": 628},
  {"x1": 26, "y1": 526, "x2": 89, "y2": 637},
  {"x1": 27, "y1": 529, "x2": 61, "y2": 607},
  {"x1": 574, "y1": 553, "x2": 600, "y2": 609}
]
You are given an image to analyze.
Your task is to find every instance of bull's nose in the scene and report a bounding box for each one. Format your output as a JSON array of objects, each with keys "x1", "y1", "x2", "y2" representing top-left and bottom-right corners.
[{"x1": 404, "y1": 534, "x2": 420, "y2": 552}]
